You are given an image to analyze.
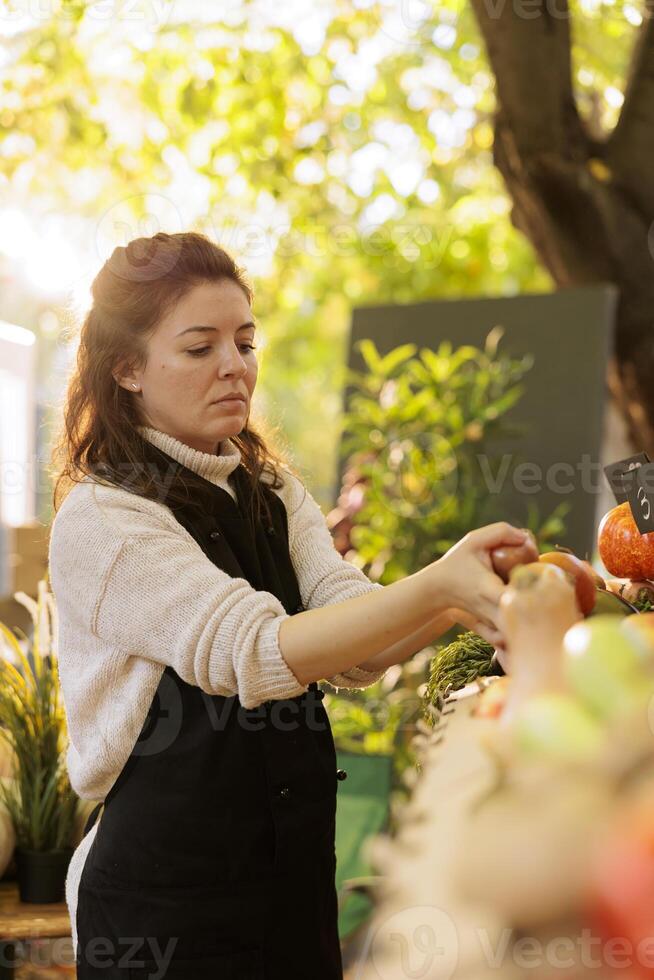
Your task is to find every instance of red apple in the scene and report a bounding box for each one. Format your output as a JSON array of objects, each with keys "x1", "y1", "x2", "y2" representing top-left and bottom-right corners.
[
  {"x1": 598, "y1": 502, "x2": 654, "y2": 580},
  {"x1": 490, "y1": 529, "x2": 539, "y2": 584},
  {"x1": 589, "y1": 793, "x2": 654, "y2": 980},
  {"x1": 538, "y1": 551, "x2": 597, "y2": 616},
  {"x1": 580, "y1": 560, "x2": 605, "y2": 590}
]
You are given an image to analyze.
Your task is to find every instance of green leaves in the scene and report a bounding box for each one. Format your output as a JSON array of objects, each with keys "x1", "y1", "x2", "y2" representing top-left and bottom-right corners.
[
  {"x1": 0, "y1": 609, "x2": 76, "y2": 852},
  {"x1": 327, "y1": 693, "x2": 408, "y2": 757},
  {"x1": 339, "y1": 332, "x2": 567, "y2": 585},
  {"x1": 3, "y1": 0, "x2": 556, "y2": 511}
]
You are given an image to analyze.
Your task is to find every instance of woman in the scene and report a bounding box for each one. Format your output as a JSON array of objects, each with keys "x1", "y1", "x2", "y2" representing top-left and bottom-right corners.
[{"x1": 49, "y1": 230, "x2": 528, "y2": 979}]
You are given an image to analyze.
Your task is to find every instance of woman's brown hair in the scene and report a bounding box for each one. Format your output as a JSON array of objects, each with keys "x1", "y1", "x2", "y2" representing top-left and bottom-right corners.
[{"x1": 50, "y1": 231, "x2": 297, "y2": 527}]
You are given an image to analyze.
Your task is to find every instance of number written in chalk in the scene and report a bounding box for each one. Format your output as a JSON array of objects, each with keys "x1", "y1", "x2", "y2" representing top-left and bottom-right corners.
[
  {"x1": 638, "y1": 486, "x2": 651, "y2": 521},
  {"x1": 629, "y1": 464, "x2": 654, "y2": 534}
]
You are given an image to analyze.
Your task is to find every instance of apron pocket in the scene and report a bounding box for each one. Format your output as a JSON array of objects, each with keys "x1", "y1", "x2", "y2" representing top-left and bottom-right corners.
[{"x1": 128, "y1": 946, "x2": 264, "y2": 979}]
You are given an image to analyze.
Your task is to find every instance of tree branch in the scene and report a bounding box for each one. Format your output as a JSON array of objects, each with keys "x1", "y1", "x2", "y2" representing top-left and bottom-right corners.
[
  {"x1": 493, "y1": 114, "x2": 615, "y2": 284},
  {"x1": 470, "y1": 0, "x2": 585, "y2": 162},
  {"x1": 606, "y1": 16, "x2": 654, "y2": 216}
]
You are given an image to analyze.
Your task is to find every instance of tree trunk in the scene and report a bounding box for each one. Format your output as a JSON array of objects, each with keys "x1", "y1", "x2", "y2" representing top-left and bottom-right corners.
[{"x1": 470, "y1": 0, "x2": 654, "y2": 455}]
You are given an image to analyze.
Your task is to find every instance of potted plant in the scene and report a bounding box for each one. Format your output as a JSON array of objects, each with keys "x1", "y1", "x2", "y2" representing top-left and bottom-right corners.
[
  {"x1": 0, "y1": 577, "x2": 77, "y2": 902},
  {"x1": 326, "y1": 330, "x2": 570, "y2": 794}
]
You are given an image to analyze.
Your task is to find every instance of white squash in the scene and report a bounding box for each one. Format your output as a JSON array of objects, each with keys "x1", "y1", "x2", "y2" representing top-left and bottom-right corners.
[{"x1": 0, "y1": 777, "x2": 16, "y2": 878}]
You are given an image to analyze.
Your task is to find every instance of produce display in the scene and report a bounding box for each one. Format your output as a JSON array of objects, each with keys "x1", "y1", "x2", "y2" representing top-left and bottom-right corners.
[
  {"x1": 425, "y1": 631, "x2": 498, "y2": 704},
  {"x1": 598, "y1": 500, "x2": 654, "y2": 580},
  {"x1": 606, "y1": 577, "x2": 654, "y2": 612},
  {"x1": 425, "y1": 508, "x2": 650, "y2": 711},
  {"x1": 362, "y1": 498, "x2": 654, "y2": 980}
]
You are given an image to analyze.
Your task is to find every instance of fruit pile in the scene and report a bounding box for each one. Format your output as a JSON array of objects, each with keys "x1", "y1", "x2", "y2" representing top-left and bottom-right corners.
[
  {"x1": 424, "y1": 508, "x2": 654, "y2": 712},
  {"x1": 365, "y1": 502, "x2": 654, "y2": 980},
  {"x1": 453, "y1": 501, "x2": 654, "y2": 977},
  {"x1": 492, "y1": 524, "x2": 642, "y2": 619},
  {"x1": 470, "y1": 501, "x2": 654, "y2": 736},
  {"x1": 599, "y1": 500, "x2": 654, "y2": 610}
]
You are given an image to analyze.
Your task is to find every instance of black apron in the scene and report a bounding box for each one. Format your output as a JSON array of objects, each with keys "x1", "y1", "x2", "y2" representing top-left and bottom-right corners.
[{"x1": 75, "y1": 442, "x2": 345, "y2": 979}]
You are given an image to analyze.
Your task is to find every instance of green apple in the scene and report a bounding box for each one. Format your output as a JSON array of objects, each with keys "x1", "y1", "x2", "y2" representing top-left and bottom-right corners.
[
  {"x1": 562, "y1": 616, "x2": 653, "y2": 720},
  {"x1": 512, "y1": 693, "x2": 604, "y2": 762}
]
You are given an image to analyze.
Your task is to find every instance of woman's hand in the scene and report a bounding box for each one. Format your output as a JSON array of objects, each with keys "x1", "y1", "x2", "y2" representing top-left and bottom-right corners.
[
  {"x1": 430, "y1": 523, "x2": 531, "y2": 647},
  {"x1": 447, "y1": 607, "x2": 503, "y2": 649}
]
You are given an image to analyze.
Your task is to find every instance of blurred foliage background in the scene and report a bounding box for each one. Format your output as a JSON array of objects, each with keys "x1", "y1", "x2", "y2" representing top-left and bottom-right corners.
[
  {"x1": 326, "y1": 331, "x2": 569, "y2": 793},
  {"x1": 0, "y1": 0, "x2": 640, "y2": 515}
]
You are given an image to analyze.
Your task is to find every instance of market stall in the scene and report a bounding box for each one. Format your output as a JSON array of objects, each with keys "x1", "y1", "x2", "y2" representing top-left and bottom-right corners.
[{"x1": 351, "y1": 489, "x2": 654, "y2": 980}]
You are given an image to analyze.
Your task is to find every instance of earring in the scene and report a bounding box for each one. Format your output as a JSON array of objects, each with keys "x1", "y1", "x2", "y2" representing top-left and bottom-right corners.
[{"x1": 131, "y1": 383, "x2": 139, "y2": 390}]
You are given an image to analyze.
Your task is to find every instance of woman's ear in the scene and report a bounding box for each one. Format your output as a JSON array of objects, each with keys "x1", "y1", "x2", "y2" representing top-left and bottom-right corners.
[
  {"x1": 113, "y1": 373, "x2": 140, "y2": 393},
  {"x1": 113, "y1": 358, "x2": 141, "y2": 392}
]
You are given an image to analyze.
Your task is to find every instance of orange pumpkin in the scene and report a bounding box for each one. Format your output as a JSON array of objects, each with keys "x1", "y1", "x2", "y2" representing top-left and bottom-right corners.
[{"x1": 598, "y1": 502, "x2": 654, "y2": 580}]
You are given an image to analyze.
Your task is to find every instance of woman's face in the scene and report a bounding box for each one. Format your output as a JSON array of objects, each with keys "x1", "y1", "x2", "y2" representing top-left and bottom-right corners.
[{"x1": 117, "y1": 279, "x2": 258, "y2": 454}]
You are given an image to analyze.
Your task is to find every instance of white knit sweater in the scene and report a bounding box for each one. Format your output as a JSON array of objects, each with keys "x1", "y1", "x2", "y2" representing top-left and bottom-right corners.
[{"x1": 50, "y1": 426, "x2": 386, "y2": 947}]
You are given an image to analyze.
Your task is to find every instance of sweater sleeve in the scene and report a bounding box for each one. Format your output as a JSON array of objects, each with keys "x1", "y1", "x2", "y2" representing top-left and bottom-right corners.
[
  {"x1": 50, "y1": 484, "x2": 308, "y2": 710},
  {"x1": 280, "y1": 469, "x2": 388, "y2": 691}
]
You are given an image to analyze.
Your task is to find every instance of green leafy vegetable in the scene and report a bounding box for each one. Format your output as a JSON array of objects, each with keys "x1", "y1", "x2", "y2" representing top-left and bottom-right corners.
[{"x1": 424, "y1": 631, "x2": 498, "y2": 721}]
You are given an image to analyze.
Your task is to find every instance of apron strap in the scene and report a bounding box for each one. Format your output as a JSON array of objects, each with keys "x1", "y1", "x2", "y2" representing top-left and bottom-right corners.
[{"x1": 83, "y1": 800, "x2": 105, "y2": 837}]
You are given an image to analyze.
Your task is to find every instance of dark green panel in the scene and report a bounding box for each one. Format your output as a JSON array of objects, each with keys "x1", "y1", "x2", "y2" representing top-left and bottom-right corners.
[{"x1": 338, "y1": 286, "x2": 617, "y2": 558}]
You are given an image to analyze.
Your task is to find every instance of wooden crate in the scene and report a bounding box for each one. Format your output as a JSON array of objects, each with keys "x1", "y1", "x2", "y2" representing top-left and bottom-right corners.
[{"x1": 0, "y1": 882, "x2": 72, "y2": 979}]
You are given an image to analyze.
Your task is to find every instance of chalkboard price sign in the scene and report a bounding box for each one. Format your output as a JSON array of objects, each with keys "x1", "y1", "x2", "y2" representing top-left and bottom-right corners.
[
  {"x1": 631, "y1": 462, "x2": 654, "y2": 534},
  {"x1": 604, "y1": 453, "x2": 650, "y2": 505}
]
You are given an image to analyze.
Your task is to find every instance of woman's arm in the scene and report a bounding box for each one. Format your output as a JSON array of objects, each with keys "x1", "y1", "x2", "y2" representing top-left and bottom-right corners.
[
  {"x1": 353, "y1": 606, "x2": 496, "y2": 673},
  {"x1": 55, "y1": 482, "x2": 521, "y2": 709},
  {"x1": 278, "y1": 524, "x2": 523, "y2": 687},
  {"x1": 279, "y1": 470, "x2": 504, "y2": 688},
  {"x1": 278, "y1": 563, "x2": 444, "y2": 686},
  {"x1": 354, "y1": 609, "x2": 457, "y2": 672}
]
